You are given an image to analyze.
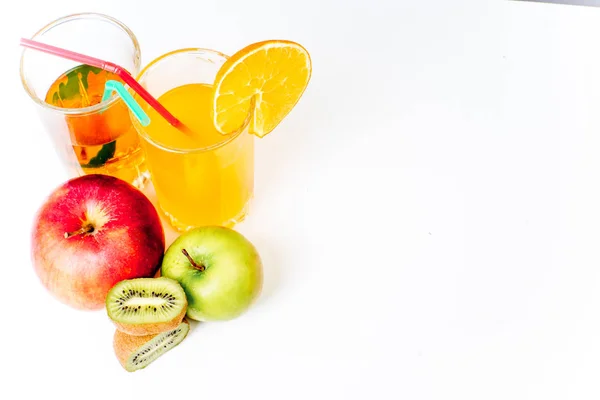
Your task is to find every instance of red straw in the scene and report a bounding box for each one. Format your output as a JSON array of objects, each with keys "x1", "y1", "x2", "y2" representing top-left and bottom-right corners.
[{"x1": 20, "y1": 38, "x2": 186, "y2": 129}]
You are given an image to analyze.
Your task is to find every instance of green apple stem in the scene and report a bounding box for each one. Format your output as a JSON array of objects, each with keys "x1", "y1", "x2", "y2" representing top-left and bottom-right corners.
[
  {"x1": 181, "y1": 248, "x2": 205, "y2": 272},
  {"x1": 64, "y1": 223, "x2": 95, "y2": 239}
]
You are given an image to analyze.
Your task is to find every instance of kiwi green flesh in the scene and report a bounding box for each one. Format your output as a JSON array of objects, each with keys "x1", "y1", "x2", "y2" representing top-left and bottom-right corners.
[
  {"x1": 127, "y1": 321, "x2": 190, "y2": 371},
  {"x1": 107, "y1": 278, "x2": 187, "y2": 324}
]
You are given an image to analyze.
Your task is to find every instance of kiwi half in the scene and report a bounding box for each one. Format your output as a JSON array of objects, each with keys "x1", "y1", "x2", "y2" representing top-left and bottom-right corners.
[
  {"x1": 106, "y1": 277, "x2": 187, "y2": 336},
  {"x1": 114, "y1": 319, "x2": 190, "y2": 372}
]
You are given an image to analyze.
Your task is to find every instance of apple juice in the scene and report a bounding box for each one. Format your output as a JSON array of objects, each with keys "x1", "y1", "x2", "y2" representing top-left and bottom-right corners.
[{"x1": 44, "y1": 64, "x2": 147, "y2": 187}]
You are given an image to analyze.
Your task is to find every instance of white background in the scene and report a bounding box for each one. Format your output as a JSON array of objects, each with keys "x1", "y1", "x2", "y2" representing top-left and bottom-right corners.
[
  {"x1": 2, "y1": 0, "x2": 600, "y2": 399},
  {"x1": 519, "y1": 0, "x2": 600, "y2": 7},
  {"x1": 519, "y1": 0, "x2": 600, "y2": 6}
]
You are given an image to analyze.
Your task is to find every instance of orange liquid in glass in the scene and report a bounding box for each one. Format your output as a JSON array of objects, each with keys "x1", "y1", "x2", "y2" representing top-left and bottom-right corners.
[
  {"x1": 138, "y1": 83, "x2": 254, "y2": 230},
  {"x1": 45, "y1": 64, "x2": 147, "y2": 187}
]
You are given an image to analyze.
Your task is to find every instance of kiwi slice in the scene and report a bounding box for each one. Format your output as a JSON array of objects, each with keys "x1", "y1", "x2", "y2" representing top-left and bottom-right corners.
[
  {"x1": 114, "y1": 319, "x2": 190, "y2": 372},
  {"x1": 106, "y1": 277, "x2": 188, "y2": 336}
]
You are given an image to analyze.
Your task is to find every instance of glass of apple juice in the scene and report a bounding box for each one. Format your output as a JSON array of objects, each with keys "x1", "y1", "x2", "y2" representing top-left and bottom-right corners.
[{"x1": 20, "y1": 12, "x2": 150, "y2": 188}]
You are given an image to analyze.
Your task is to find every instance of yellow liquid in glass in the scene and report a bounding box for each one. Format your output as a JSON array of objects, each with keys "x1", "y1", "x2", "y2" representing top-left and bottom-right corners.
[{"x1": 140, "y1": 83, "x2": 254, "y2": 230}]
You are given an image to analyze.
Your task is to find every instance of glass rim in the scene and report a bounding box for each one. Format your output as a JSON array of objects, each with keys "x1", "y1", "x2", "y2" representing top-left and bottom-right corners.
[
  {"x1": 19, "y1": 12, "x2": 142, "y2": 116},
  {"x1": 131, "y1": 47, "x2": 255, "y2": 154}
]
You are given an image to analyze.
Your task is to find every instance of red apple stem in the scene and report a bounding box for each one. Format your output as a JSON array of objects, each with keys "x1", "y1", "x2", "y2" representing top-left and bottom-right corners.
[
  {"x1": 181, "y1": 248, "x2": 205, "y2": 272},
  {"x1": 64, "y1": 223, "x2": 95, "y2": 239}
]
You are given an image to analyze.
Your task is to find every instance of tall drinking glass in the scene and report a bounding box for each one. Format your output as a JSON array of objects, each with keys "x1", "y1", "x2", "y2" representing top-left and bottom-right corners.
[
  {"x1": 20, "y1": 13, "x2": 149, "y2": 188},
  {"x1": 131, "y1": 49, "x2": 255, "y2": 231}
]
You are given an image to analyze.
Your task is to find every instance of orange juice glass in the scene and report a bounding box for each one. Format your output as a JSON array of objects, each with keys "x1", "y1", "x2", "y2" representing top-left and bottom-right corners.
[{"x1": 131, "y1": 49, "x2": 254, "y2": 231}]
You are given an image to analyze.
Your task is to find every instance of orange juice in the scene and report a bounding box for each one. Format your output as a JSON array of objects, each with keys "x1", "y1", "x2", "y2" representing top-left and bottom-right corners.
[{"x1": 138, "y1": 82, "x2": 254, "y2": 230}]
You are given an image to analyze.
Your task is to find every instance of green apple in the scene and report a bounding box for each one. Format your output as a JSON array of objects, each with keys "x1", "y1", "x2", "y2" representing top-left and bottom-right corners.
[{"x1": 160, "y1": 226, "x2": 263, "y2": 321}]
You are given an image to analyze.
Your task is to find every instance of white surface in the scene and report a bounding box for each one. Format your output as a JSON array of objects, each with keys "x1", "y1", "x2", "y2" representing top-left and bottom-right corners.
[{"x1": 3, "y1": 0, "x2": 600, "y2": 398}]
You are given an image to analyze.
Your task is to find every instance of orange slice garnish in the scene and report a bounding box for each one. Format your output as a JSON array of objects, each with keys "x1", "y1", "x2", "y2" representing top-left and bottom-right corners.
[{"x1": 212, "y1": 40, "x2": 312, "y2": 137}]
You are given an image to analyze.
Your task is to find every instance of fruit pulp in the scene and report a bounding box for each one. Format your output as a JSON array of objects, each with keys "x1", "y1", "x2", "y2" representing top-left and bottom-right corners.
[
  {"x1": 213, "y1": 40, "x2": 312, "y2": 138},
  {"x1": 137, "y1": 83, "x2": 254, "y2": 230},
  {"x1": 44, "y1": 65, "x2": 147, "y2": 187}
]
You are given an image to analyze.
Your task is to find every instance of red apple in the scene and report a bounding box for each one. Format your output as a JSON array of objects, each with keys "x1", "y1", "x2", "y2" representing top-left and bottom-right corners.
[{"x1": 31, "y1": 174, "x2": 165, "y2": 310}]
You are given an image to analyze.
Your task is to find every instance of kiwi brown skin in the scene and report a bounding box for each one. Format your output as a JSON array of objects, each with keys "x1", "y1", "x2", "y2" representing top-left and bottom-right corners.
[
  {"x1": 112, "y1": 305, "x2": 187, "y2": 336},
  {"x1": 113, "y1": 319, "x2": 190, "y2": 372}
]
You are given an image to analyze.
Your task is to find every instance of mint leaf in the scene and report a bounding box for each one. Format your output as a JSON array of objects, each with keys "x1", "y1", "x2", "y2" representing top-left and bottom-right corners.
[
  {"x1": 57, "y1": 64, "x2": 103, "y2": 101},
  {"x1": 81, "y1": 141, "x2": 116, "y2": 168}
]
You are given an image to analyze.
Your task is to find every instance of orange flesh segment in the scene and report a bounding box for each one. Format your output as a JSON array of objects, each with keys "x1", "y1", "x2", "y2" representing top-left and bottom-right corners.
[{"x1": 212, "y1": 40, "x2": 312, "y2": 138}]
